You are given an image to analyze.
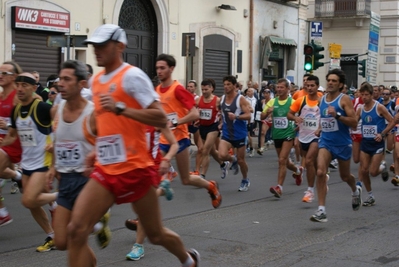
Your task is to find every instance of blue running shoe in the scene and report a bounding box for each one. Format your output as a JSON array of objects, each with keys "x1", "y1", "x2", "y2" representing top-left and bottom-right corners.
[
  {"x1": 126, "y1": 243, "x2": 144, "y2": 261},
  {"x1": 160, "y1": 180, "x2": 174, "y2": 201},
  {"x1": 238, "y1": 179, "x2": 250, "y2": 192}
]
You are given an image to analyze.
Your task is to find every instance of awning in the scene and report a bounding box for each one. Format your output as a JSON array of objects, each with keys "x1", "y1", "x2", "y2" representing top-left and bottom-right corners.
[{"x1": 269, "y1": 36, "x2": 297, "y2": 47}]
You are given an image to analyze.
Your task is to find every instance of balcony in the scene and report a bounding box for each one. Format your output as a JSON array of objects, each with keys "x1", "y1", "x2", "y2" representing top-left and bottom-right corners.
[{"x1": 315, "y1": 0, "x2": 371, "y2": 18}]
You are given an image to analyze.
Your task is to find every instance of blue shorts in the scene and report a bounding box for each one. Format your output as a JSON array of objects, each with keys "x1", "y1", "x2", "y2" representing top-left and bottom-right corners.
[
  {"x1": 22, "y1": 167, "x2": 49, "y2": 176},
  {"x1": 57, "y1": 172, "x2": 88, "y2": 210},
  {"x1": 160, "y1": 138, "x2": 191, "y2": 154},
  {"x1": 360, "y1": 139, "x2": 385, "y2": 156},
  {"x1": 318, "y1": 139, "x2": 352, "y2": 161},
  {"x1": 188, "y1": 124, "x2": 199, "y2": 134},
  {"x1": 300, "y1": 139, "x2": 319, "y2": 152}
]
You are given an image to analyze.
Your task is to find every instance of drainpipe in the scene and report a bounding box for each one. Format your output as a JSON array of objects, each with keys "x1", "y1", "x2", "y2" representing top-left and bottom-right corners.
[{"x1": 249, "y1": 0, "x2": 254, "y2": 82}]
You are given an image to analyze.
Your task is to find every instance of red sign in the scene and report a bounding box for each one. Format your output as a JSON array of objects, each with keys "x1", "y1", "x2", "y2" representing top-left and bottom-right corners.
[{"x1": 12, "y1": 6, "x2": 70, "y2": 33}]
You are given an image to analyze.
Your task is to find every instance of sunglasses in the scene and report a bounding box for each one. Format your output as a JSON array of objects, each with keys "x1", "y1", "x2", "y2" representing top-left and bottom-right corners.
[
  {"x1": 0, "y1": 71, "x2": 14, "y2": 76},
  {"x1": 49, "y1": 91, "x2": 57, "y2": 95}
]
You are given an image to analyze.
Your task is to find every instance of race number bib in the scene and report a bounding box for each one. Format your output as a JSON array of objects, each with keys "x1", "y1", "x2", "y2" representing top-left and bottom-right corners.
[
  {"x1": 320, "y1": 118, "x2": 338, "y2": 132},
  {"x1": 167, "y1": 112, "x2": 178, "y2": 130},
  {"x1": 55, "y1": 141, "x2": 84, "y2": 167},
  {"x1": 199, "y1": 109, "x2": 212, "y2": 120},
  {"x1": 0, "y1": 117, "x2": 10, "y2": 135},
  {"x1": 18, "y1": 128, "x2": 37, "y2": 146},
  {"x1": 273, "y1": 117, "x2": 288, "y2": 129},
  {"x1": 362, "y1": 125, "x2": 377, "y2": 138},
  {"x1": 303, "y1": 118, "x2": 319, "y2": 131},
  {"x1": 96, "y1": 134, "x2": 126, "y2": 165},
  {"x1": 255, "y1": 111, "x2": 262, "y2": 121}
]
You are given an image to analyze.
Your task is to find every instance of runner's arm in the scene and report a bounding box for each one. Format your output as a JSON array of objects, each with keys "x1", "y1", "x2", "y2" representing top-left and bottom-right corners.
[
  {"x1": 0, "y1": 127, "x2": 17, "y2": 147},
  {"x1": 337, "y1": 95, "x2": 358, "y2": 128}
]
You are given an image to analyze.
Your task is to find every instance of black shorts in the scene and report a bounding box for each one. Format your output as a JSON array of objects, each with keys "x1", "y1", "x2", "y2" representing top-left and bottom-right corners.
[
  {"x1": 300, "y1": 139, "x2": 319, "y2": 152},
  {"x1": 199, "y1": 122, "x2": 220, "y2": 140},
  {"x1": 188, "y1": 124, "x2": 199, "y2": 134},
  {"x1": 22, "y1": 167, "x2": 49, "y2": 176},
  {"x1": 247, "y1": 122, "x2": 255, "y2": 132},
  {"x1": 57, "y1": 172, "x2": 88, "y2": 210},
  {"x1": 221, "y1": 136, "x2": 246, "y2": 148},
  {"x1": 273, "y1": 137, "x2": 294, "y2": 149}
]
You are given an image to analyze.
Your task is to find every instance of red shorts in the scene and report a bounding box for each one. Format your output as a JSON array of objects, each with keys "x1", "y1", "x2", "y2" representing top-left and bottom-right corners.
[
  {"x1": 90, "y1": 166, "x2": 159, "y2": 204},
  {"x1": 262, "y1": 120, "x2": 272, "y2": 127},
  {"x1": 351, "y1": 134, "x2": 362, "y2": 143},
  {"x1": 0, "y1": 146, "x2": 22, "y2": 164}
]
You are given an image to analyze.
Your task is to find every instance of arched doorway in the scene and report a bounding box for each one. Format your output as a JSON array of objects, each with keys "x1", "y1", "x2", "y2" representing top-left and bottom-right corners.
[{"x1": 118, "y1": 0, "x2": 158, "y2": 78}]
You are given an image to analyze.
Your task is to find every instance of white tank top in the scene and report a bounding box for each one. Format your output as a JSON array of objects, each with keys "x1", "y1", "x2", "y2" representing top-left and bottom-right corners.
[{"x1": 54, "y1": 100, "x2": 95, "y2": 173}]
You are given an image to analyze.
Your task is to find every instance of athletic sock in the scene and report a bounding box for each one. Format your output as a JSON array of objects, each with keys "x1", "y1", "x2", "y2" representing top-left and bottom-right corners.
[
  {"x1": 182, "y1": 253, "x2": 195, "y2": 267},
  {"x1": 93, "y1": 222, "x2": 103, "y2": 233},
  {"x1": 47, "y1": 232, "x2": 54, "y2": 239},
  {"x1": 318, "y1": 206, "x2": 326, "y2": 213},
  {"x1": 14, "y1": 170, "x2": 22, "y2": 181}
]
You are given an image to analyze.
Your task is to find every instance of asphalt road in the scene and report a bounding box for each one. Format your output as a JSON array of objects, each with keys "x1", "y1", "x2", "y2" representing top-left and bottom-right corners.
[{"x1": 1, "y1": 143, "x2": 399, "y2": 267}]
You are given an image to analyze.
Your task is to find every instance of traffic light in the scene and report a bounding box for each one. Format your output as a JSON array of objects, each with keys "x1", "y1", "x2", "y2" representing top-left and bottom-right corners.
[
  {"x1": 358, "y1": 59, "x2": 366, "y2": 78},
  {"x1": 312, "y1": 40, "x2": 324, "y2": 70},
  {"x1": 304, "y1": 43, "x2": 314, "y2": 71}
]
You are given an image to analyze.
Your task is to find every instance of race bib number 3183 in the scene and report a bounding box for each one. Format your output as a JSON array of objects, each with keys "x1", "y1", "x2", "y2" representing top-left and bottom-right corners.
[{"x1": 96, "y1": 134, "x2": 126, "y2": 165}]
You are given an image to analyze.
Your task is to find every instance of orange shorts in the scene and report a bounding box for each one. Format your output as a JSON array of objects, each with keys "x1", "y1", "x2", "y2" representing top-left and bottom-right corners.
[{"x1": 90, "y1": 166, "x2": 159, "y2": 204}]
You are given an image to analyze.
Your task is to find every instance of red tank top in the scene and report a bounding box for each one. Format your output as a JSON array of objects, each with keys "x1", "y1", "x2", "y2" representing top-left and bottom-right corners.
[
  {"x1": 198, "y1": 95, "x2": 219, "y2": 126},
  {"x1": 0, "y1": 90, "x2": 22, "y2": 150}
]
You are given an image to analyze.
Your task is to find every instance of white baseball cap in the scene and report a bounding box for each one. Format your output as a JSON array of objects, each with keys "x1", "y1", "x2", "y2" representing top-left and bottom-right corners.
[
  {"x1": 318, "y1": 86, "x2": 325, "y2": 92},
  {"x1": 84, "y1": 24, "x2": 127, "y2": 45}
]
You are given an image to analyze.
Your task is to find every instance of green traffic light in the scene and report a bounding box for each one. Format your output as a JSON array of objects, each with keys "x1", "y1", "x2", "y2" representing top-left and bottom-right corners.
[{"x1": 304, "y1": 63, "x2": 312, "y2": 71}]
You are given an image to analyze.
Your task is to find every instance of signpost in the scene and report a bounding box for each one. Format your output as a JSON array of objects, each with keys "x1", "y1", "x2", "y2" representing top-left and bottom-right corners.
[
  {"x1": 329, "y1": 43, "x2": 342, "y2": 70},
  {"x1": 367, "y1": 12, "x2": 380, "y2": 84},
  {"x1": 310, "y1": 21, "x2": 323, "y2": 44}
]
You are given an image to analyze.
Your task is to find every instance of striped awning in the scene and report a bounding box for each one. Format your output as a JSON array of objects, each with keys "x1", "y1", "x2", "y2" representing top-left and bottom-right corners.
[{"x1": 269, "y1": 36, "x2": 297, "y2": 47}]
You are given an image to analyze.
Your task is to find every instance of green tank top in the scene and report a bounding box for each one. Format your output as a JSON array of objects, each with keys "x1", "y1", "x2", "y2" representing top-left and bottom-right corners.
[{"x1": 272, "y1": 97, "x2": 296, "y2": 140}]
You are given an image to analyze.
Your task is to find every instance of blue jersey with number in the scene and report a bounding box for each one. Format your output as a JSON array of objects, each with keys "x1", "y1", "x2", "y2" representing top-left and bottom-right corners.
[
  {"x1": 319, "y1": 93, "x2": 351, "y2": 146},
  {"x1": 220, "y1": 94, "x2": 247, "y2": 141},
  {"x1": 360, "y1": 101, "x2": 386, "y2": 141}
]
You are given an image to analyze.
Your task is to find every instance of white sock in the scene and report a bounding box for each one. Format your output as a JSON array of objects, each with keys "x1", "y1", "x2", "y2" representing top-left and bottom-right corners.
[
  {"x1": 93, "y1": 222, "x2": 103, "y2": 234},
  {"x1": 47, "y1": 232, "x2": 54, "y2": 239},
  {"x1": 0, "y1": 207, "x2": 9, "y2": 217},
  {"x1": 277, "y1": 184, "x2": 283, "y2": 191},
  {"x1": 49, "y1": 201, "x2": 58, "y2": 211},
  {"x1": 14, "y1": 171, "x2": 22, "y2": 181},
  {"x1": 318, "y1": 206, "x2": 326, "y2": 213},
  {"x1": 182, "y1": 253, "x2": 195, "y2": 267},
  {"x1": 308, "y1": 187, "x2": 314, "y2": 193}
]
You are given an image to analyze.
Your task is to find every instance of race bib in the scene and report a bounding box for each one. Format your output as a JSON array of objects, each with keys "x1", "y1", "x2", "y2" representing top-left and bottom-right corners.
[
  {"x1": 18, "y1": 128, "x2": 37, "y2": 146},
  {"x1": 255, "y1": 111, "x2": 262, "y2": 121},
  {"x1": 0, "y1": 117, "x2": 10, "y2": 135},
  {"x1": 96, "y1": 134, "x2": 126, "y2": 165},
  {"x1": 167, "y1": 112, "x2": 178, "y2": 130},
  {"x1": 199, "y1": 109, "x2": 212, "y2": 120},
  {"x1": 274, "y1": 117, "x2": 288, "y2": 129},
  {"x1": 362, "y1": 125, "x2": 377, "y2": 138},
  {"x1": 55, "y1": 141, "x2": 84, "y2": 167},
  {"x1": 302, "y1": 118, "x2": 319, "y2": 131},
  {"x1": 320, "y1": 118, "x2": 338, "y2": 132}
]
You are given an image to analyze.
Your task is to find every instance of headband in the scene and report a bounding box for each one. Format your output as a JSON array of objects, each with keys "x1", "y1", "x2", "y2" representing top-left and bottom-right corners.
[{"x1": 15, "y1": 76, "x2": 36, "y2": 85}]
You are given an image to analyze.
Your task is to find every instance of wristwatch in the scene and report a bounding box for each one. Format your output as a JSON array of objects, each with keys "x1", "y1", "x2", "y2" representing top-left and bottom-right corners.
[
  {"x1": 335, "y1": 112, "x2": 342, "y2": 119},
  {"x1": 115, "y1": 102, "x2": 126, "y2": 115}
]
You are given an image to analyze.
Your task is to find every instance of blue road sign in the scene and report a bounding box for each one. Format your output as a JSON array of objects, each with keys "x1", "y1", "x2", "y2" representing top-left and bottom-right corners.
[{"x1": 311, "y1": 22, "x2": 323, "y2": 38}]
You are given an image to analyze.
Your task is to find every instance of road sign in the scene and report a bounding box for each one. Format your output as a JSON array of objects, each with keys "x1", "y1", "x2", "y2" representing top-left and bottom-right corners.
[
  {"x1": 310, "y1": 22, "x2": 322, "y2": 42},
  {"x1": 329, "y1": 43, "x2": 342, "y2": 59},
  {"x1": 366, "y1": 12, "x2": 380, "y2": 84}
]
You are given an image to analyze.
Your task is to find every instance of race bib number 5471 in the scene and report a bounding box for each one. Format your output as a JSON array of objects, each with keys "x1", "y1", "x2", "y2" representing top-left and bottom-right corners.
[{"x1": 96, "y1": 134, "x2": 126, "y2": 165}]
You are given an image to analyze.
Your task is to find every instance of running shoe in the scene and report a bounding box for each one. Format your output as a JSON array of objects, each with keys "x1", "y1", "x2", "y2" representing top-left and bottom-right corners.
[
  {"x1": 11, "y1": 171, "x2": 23, "y2": 193},
  {"x1": 220, "y1": 161, "x2": 229, "y2": 179},
  {"x1": 208, "y1": 181, "x2": 222, "y2": 209},
  {"x1": 326, "y1": 174, "x2": 330, "y2": 192},
  {"x1": 0, "y1": 179, "x2": 6, "y2": 188},
  {"x1": 355, "y1": 181, "x2": 362, "y2": 188},
  {"x1": 249, "y1": 149, "x2": 254, "y2": 158},
  {"x1": 10, "y1": 182, "x2": 19, "y2": 194},
  {"x1": 392, "y1": 177, "x2": 399, "y2": 186},
  {"x1": 36, "y1": 236, "x2": 56, "y2": 252},
  {"x1": 0, "y1": 214, "x2": 13, "y2": 227},
  {"x1": 310, "y1": 209, "x2": 328, "y2": 223},
  {"x1": 125, "y1": 219, "x2": 138, "y2": 231},
  {"x1": 329, "y1": 159, "x2": 338, "y2": 169},
  {"x1": 96, "y1": 210, "x2": 111, "y2": 249},
  {"x1": 187, "y1": 248, "x2": 200, "y2": 267},
  {"x1": 362, "y1": 195, "x2": 375, "y2": 207},
  {"x1": 257, "y1": 147, "x2": 264, "y2": 155},
  {"x1": 159, "y1": 180, "x2": 174, "y2": 201},
  {"x1": 189, "y1": 170, "x2": 200, "y2": 176},
  {"x1": 352, "y1": 185, "x2": 362, "y2": 211},
  {"x1": 230, "y1": 158, "x2": 239, "y2": 175},
  {"x1": 380, "y1": 161, "x2": 389, "y2": 182},
  {"x1": 270, "y1": 186, "x2": 282, "y2": 198},
  {"x1": 292, "y1": 166, "x2": 303, "y2": 186},
  {"x1": 302, "y1": 190, "x2": 314, "y2": 203},
  {"x1": 238, "y1": 179, "x2": 250, "y2": 192},
  {"x1": 126, "y1": 243, "x2": 144, "y2": 261}
]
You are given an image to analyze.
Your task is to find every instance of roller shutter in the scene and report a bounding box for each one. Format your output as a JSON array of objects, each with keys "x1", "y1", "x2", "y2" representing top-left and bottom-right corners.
[
  {"x1": 203, "y1": 49, "x2": 230, "y2": 97},
  {"x1": 13, "y1": 30, "x2": 62, "y2": 86}
]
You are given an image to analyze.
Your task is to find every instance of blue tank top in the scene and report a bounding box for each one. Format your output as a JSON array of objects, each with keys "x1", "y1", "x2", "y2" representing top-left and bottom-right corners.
[
  {"x1": 361, "y1": 101, "x2": 386, "y2": 141},
  {"x1": 319, "y1": 93, "x2": 351, "y2": 146},
  {"x1": 220, "y1": 94, "x2": 247, "y2": 140}
]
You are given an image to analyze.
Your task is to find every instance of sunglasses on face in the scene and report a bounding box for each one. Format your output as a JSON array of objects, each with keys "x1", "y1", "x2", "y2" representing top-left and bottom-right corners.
[{"x1": 49, "y1": 91, "x2": 57, "y2": 95}]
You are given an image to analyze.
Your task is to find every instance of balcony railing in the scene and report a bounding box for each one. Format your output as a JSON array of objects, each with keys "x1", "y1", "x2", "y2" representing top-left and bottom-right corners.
[{"x1": 315, "y1": 0, "x2": 371, "y2": 17}]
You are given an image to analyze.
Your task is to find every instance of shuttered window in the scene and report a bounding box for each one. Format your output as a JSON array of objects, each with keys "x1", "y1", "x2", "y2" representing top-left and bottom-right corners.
[
  {"x1": 203, "y1": 49, "x2": 230, "y2": 96},
  {"x1": 13, "y1": 30, "x2": 62, "y2": 86}
]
